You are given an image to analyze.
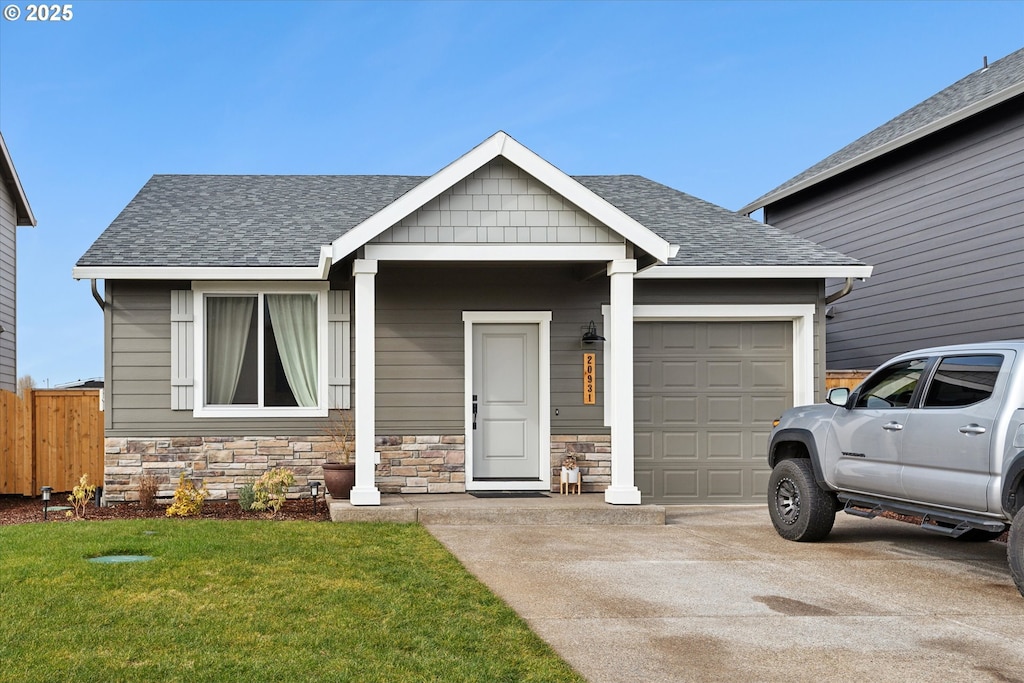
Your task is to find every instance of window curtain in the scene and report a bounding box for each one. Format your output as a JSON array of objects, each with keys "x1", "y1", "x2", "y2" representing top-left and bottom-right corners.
[
  {"x1": 206, "y1": 296, "x2": 255, "y2": 404},
  {"x1": 267, "y1": 293, "x2": 318, "y2": 408}
]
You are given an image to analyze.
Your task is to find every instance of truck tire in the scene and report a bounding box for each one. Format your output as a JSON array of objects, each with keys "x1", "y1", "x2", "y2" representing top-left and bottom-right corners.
[
  {"x1": 768, "y1": 458, "x2": 836, "y2": 542},
  {"x1": 1009, "y1": 506, "x2": 1024, "y2": 598}
]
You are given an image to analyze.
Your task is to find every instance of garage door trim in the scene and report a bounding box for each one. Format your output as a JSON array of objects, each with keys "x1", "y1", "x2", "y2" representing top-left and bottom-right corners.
[{"x1": 600, "y1": 304, "x2": 816, "y2": 427}]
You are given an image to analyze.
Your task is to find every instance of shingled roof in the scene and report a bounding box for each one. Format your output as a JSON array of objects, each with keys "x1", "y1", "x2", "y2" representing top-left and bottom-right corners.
[
  {"x1": 741, "y1": 47, "x2": 1024, "y2": 215},
  {"x1": 77, "y1": 173, "x2": 863, "y2": 270}
]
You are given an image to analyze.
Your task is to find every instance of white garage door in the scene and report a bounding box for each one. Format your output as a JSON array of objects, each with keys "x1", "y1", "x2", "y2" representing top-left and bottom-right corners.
[{"x1": 634, "y1": 321, "x2": 793, "y2": 504}]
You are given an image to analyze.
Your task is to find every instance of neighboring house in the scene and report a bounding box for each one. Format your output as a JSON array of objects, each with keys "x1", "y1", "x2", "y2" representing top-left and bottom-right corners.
[
  {"x1": 742, "y1": 48, "x2": 1024, "y2": 370},
  {"x1": 74, "y1": 131, "x2": 870, "y2": 506},
  {"x1": 0, "y1": 131, "x2": 37, "y2": 393}
]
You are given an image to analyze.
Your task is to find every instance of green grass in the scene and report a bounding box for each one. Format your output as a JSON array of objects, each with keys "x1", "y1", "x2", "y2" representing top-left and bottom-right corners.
[{"x1": 0, "y1": 521, "x2": 583, "y2": 683}]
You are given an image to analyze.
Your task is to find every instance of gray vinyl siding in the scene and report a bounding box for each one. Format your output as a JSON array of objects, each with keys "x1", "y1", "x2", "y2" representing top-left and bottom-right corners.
[
  {"x1": 105, "y1": 280, "x2": 353, "y2": 437},
  {"x1": 106, "y1": 273, "x2": 825, "y2": 437},
  {"x1": 0, "y1": 183, "x2": 15, "y2": 392},
  {"x1": 765, "y1": 97, "x2": 1024, "y2": 370},
  {"x1": 376, "y1": 265, "x2": 825, "y2": 435}
]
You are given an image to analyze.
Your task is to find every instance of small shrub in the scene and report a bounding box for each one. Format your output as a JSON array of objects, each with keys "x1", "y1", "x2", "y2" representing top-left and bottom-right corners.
[
  {"x1": 68, "y1": 474, "x2": 97, "y2": 520},
  {"x1": 139, "y1": 474, "x2": 159, "y2": 510},
  {"x1": 237, "y1": 483, "x2": 256, "y2": 512},
  {"x1": 166, "y1": 473, "x2": 208, "y2": 517},
  {"x1": 251, "y1": 468, "x2": 296, "y2": 516}
]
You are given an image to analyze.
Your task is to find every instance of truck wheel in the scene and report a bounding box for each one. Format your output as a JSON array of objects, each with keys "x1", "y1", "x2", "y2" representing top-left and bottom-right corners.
[
  {"x1": 1009, "y1": 507, "x2": 1024, "y2": 598},
  {"x1": 768, "y1": 458, "x2": 836, "y2": 542}
]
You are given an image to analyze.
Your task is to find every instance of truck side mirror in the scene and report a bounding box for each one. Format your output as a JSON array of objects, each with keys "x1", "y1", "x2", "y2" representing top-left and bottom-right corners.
[{"x1": 826, "y1": 387, "x2": 850, "y2": 407}]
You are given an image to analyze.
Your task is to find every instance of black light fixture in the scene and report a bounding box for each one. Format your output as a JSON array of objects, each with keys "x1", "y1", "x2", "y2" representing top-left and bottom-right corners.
[
  {"x1": 41, "y1": 486, "x2": 52, "y2": 520},
  {"x1": 309, "y1": 480, "x2": 321, "y2": 515},
  {"x1": 581, "y1": 320, "x2": 606, "y2": 344}
]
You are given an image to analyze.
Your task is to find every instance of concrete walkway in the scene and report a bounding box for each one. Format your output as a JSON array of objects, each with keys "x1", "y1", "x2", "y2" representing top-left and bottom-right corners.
[{"x1": 426, "y1": 505, "x2": 1024, "y2": 683}]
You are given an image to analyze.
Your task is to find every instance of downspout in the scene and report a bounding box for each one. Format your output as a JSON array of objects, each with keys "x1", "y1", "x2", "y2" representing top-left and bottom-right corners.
[
  {"x1": 90, "y1": 279, "x2": 105, "y2": 310},
  {"x1": 825, "y1": 277, "x2": 855, "y2": 305}
]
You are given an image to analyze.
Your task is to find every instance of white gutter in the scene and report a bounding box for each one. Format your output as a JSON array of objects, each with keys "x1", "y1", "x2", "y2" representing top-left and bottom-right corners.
[
  {"x1": 72, "y1": 245, "x2": 335, "y2": 281},
  {"x1": 636, "y1": 265, "x2": 873, "y2": 279}
]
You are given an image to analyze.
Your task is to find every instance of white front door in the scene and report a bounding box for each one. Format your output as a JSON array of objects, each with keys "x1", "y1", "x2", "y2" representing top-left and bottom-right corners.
[{"x1": 472, "y1": 323, "x2": 541, "y2": 482}]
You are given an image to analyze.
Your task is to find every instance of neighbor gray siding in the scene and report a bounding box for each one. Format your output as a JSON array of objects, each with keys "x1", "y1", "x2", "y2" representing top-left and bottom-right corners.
[
  {"x1": 765, "y1": 97, "x2": 1024, "y2": 369},
  {"x1": 0, "y1": 182, "x2": 16, "y2": 392}
]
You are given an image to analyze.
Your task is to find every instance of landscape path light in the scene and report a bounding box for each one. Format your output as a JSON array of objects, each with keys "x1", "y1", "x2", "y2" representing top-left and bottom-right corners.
[
  {"x1": 41, "y1": 486, "x2": 52, "y2": 520},
  {"x1": 309, "y1": 480, "x2": 321, "y2": 515}
]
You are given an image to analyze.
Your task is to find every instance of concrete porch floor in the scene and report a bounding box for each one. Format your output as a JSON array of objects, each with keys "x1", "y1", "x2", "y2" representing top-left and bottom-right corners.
[{"x1": 327, "y1": 492, "x2": 666, "y2": 525}]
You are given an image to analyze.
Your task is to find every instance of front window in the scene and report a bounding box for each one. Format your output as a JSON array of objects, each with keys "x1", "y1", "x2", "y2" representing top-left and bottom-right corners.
[{"x1": 195, "y1": 284, "x2": 326, "y2": 417}]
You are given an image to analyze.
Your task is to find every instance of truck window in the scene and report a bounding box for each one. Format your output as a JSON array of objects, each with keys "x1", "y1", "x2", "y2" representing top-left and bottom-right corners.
[
  {"x1": 855, "y1": 359, "x2": 927, "y2": 409},
  {"x1": 921, "y1": 355, "x2": 1002, "y2": 408}
]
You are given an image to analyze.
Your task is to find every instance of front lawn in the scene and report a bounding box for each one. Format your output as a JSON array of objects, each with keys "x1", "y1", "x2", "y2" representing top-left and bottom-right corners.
[{"x1": 0, "y1": 520, "x2": 582, "y2": 682}]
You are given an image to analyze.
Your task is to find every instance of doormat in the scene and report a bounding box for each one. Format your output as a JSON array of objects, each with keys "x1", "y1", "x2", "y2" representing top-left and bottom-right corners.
[{"x1": 468, "y1": 491, "x2": 550, "y2": 499}]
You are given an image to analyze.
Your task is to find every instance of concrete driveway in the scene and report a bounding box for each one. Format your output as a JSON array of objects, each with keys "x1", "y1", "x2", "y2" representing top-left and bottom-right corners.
[{"x1": 426, "y1": 506, "x2": 1024, "y2": 683}]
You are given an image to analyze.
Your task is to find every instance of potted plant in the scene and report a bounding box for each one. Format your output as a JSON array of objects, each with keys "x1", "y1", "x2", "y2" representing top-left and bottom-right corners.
[
  {"x1": 560, "y1": 454, "x2": 581, "y2": 494},
  {"x1": 321, "y1": 410, "x2": 356, "y2": 499}
]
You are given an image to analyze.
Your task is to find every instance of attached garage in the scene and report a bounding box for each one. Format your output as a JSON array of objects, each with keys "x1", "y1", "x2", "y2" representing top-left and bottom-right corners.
[{"x1": 633, "y1": 320, "x2": 793, "y2": 504}]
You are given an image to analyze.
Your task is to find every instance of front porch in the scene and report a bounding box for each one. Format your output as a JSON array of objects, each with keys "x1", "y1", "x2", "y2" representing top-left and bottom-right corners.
[{"x1": 328, "y1": 492, "x2": 666, "y2": 525}]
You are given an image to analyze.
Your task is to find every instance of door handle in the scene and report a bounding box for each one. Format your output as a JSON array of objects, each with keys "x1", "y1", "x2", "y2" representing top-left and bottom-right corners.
[
  {"x1": 958, "y1": 424, "x2": 987, "y2": 435},
  {"x1": 472, "y1": 395, "x2": 478, "y2": 430},
  {"x1": 882, "y1": 422, "x2": 904, "y2": 432}
]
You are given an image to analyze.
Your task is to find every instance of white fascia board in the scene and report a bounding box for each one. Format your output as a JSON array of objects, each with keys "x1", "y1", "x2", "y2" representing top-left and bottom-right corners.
[
  {"x1": 364, "y1": 243, "x2": 626, "y2": 262},
  {"x1": 331, "y1": 131, "x2": 675, "y2": 264},
  {"x1": 0, "y1": 131, "x2": 37, "y2": 226},
  {"x1": 635, "y1": 265, "x2": 874, "y2": 279},
  {"x1": 72, "y1": 246, "x2": 334, "y2": 281},
  {"x1": 740, "y1": 81, "x2": 1024, "y2": 215}
]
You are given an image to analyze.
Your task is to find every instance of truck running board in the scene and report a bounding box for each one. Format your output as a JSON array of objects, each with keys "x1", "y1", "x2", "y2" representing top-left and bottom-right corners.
[{"x1": 838, "y1": 494, "x2": 1006, "y2": 538}]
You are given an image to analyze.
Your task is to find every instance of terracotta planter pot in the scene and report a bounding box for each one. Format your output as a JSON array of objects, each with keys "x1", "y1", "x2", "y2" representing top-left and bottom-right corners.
[{"x1": 323, "y1": 463, "x2": 356, "y2": 499}]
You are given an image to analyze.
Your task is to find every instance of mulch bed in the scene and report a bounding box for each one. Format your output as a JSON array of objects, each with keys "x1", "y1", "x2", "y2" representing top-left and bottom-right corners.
[{"x1": 0, "y1": 495, "x2": 330, "y2": 526}]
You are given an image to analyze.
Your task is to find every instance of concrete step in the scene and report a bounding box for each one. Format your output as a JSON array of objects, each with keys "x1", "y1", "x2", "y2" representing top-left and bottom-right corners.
[{"x1": 328, "y1": 492, "x2": 665, "y2": 525}]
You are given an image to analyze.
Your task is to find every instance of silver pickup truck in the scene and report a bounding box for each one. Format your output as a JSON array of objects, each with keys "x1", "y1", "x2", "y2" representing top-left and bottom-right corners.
[{"x1": 767, "y1": 341, "x2": 1024, "y2": 598}]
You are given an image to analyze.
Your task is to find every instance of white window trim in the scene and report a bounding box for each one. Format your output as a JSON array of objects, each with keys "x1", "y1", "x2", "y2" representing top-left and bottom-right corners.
[
  {"x1": 462, "y1": 311, "x2": 552, "y2": 491},
  {"x1": 192, "y1": 281, "x2": 330, "y2": 418},
  {"x1": 601, "y1": 303, "x2": 816, "y2": 425}
]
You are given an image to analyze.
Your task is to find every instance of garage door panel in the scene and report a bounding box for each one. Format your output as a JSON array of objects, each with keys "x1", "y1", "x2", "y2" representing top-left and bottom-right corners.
[
  {"x1": 663, "y1": 361, "x2": 697, "y2": 388},
  {"x1": 663, "y1": 396, "x2": 697, "y2": 424},
  {"x1": 635, "y1": 320, "x2": 793, "y2": 504},
  {"x1": 707, "y1": 431, "x2": 744, "y2": 459},
  {"x1": 663, "y1": 323, "x2": 697, "y2": 349},
  {"x1": 707, "y1": 469, "x2": 745, "y2": 497},
  {"x1": 662, "y1": 470, "x2": 700, "y2": 500},
  {"x1": 663, "y1": 431, "x2": 697, "y2": 459},
  {"x1": 634, "y1": 431, "x2": 653, "y2": 459},
  {"x1": 752, "y1": 395, "x2": 789, "y2": 422},
  {"x1": 753, "y1": 360, "x2": 789, "y2": 388},
  {"x1": 707, "y1": 396, "x2": 743, "y2": 423},
  {"x1": 706, "y1": 322, "x2": 742, "y2": 349},
  {"x1": 707, "y1": 361, "x2": 743, "y2": 388},
  {"x1": 634, "y1": 361, "x2": 652, "y2": 388}
]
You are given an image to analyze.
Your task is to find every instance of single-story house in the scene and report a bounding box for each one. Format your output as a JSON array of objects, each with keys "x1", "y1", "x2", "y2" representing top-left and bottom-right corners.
[
  {"x1": 74, "y1": 131, "x2": 871, "y2": 505},
  {"x1": 741, "y1": 48, "x2": 1024, "y2": 369}
]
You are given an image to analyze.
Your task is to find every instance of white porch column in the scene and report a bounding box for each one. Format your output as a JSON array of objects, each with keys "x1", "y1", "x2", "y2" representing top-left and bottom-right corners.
[
  {"x1": 350, "y1": 259, "x2": 381, "y2": 506},
  {"x1": 605, "y1": 258, "x2": 641, "y2": 505}
]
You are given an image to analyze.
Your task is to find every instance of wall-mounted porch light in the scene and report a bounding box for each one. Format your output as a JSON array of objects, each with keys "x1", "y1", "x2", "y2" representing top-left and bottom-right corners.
[
  {"x1": 581, "y1": 320, "x2": 606, "y2": 346},
  {"x1": 41, "y1": 486, "x2": 52, "y2": 520}
]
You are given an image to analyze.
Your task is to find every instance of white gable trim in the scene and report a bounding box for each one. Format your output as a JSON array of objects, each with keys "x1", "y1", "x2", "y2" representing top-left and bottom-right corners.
[
  {"x1": 0, "y1": 132, "x2": 36, "y2": 227},
  {"x1": 331, "y1": 131, "x2": 676, "y2": 264}
]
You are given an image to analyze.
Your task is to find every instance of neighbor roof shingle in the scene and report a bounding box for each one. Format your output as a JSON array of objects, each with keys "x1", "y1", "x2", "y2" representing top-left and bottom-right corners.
[{"x1": 743, "y1": 47, "x2": 1024, "y2": 214}]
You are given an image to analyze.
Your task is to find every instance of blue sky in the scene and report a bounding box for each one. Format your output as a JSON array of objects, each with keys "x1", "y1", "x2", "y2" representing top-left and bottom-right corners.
[{"x1": 1, "y1": 0, "x2": 1021, "y2": 386}]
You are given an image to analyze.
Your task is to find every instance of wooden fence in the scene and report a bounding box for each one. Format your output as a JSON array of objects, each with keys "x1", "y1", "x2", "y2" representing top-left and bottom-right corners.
[
  {"x1": 825, "y1": 370, "x2": 872, "y2": 391},
  {"x1": 0, "y1": 388, "x2": 104, "y2": 496}
]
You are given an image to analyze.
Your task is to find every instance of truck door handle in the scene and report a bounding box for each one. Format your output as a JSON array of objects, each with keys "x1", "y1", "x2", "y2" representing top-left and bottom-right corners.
[
  {"x1": 958, "y1": 424, "x2": 987, "y2": 435},
  {"x1": 882, "y1": 422, "x2": 904, "y2": 431}
]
